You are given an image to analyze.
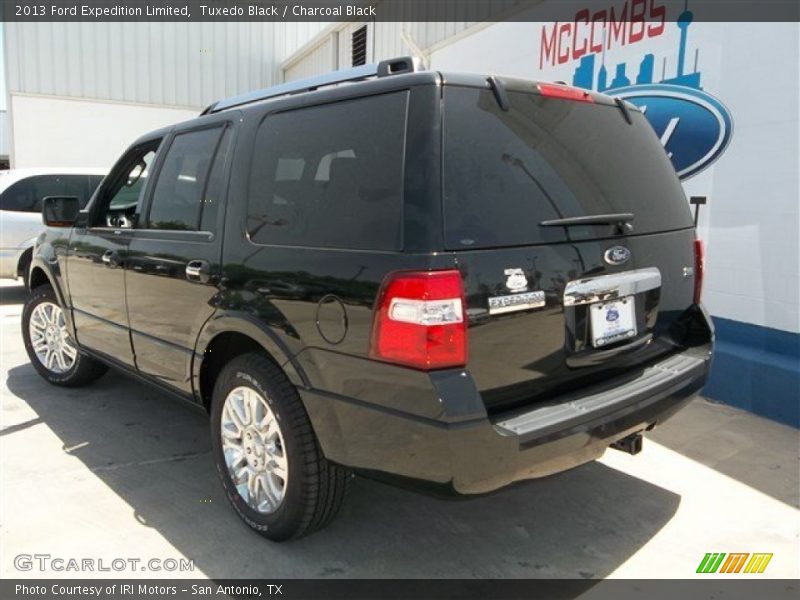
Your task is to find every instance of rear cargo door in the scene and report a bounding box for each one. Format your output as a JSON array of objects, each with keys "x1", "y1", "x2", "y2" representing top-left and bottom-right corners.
[{"x1": 441, "y1": 83, "x2": 698, "y2": 414}]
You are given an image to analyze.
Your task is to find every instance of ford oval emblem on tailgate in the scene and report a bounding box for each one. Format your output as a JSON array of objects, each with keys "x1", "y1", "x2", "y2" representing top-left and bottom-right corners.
[{"x1": 604, "y1": 246, "x2": 631, "y2": 266}]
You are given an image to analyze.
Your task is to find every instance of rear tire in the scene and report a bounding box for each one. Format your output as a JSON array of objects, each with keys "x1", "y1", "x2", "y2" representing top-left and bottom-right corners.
[
  {"x1": 22, "y1": 284, "x2": 108, "y2": 386},
  {"x1": 210, "y1": 352, "x2": 349, "y2": 541}
]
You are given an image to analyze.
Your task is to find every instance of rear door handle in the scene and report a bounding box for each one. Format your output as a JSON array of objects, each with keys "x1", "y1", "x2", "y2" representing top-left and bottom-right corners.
[{"x1": 185, "y1": 259, "x2": 211, "y2": 283}]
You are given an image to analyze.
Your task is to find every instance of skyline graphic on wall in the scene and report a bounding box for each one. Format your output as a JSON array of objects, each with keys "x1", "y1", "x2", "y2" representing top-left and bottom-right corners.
[{"x1": 572, "y1": 9, "x2": 701, "y2": 92}]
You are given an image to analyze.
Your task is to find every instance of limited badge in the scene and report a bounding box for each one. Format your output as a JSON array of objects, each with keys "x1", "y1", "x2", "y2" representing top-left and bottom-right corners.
[{"x1": 504, "y1": 268, "x2": 528, "y2": 292}]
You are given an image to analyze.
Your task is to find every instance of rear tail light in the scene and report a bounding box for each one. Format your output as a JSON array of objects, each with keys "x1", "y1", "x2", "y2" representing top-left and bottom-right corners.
[
  {"x1": 370, "y1": 270, "x2": 467, "y2": 370},
  {"x1": 538, "y1": 83, "x2": 595, "y2": 103},
  {"x1": 694, "y1": 238, "x2": 705, "y2": 304}
]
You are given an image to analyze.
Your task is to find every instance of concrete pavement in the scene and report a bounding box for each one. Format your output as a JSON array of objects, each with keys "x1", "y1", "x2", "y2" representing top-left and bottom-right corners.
[{"x1": 1, "y1": 280, "x2": 797, "y2": 579}]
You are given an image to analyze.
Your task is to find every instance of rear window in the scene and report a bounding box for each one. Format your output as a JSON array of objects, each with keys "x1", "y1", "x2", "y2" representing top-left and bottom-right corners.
[
  {"x1": 443, "y1": 87, "x2": 693, "y2": 249},
  {"x1": 247, "y1": 92, "x2": 408, "y2": 251}
]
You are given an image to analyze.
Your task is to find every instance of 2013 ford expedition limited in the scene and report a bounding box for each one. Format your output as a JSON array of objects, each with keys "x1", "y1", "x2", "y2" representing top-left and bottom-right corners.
[{"x1": 23, "y1": 57, "x2": 713, "y2": 541}]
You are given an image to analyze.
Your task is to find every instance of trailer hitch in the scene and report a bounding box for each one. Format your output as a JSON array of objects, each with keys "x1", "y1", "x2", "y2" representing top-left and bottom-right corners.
[{"x1": 610, "y1": 432, "x2": 643, "y2": 455}]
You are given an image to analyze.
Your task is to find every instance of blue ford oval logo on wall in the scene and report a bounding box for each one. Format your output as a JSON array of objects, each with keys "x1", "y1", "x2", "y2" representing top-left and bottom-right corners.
[
  {"x1": 609, "y1": 84, "x2": 733, "y2": 180},
  {"x1": 604, "y1": 246, "x2": 631, "y2": 266}
]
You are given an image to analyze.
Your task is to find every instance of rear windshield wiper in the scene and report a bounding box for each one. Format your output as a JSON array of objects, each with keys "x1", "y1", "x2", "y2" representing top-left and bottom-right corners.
[{"x1": 540, "y1": 213, "x2": 634, "y2": 230}]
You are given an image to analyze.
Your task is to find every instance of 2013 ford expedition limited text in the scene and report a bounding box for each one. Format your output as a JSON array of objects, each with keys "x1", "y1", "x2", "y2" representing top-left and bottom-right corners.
[{"x1": 23, "y1": 57, "x2": 713, "y2": 541}]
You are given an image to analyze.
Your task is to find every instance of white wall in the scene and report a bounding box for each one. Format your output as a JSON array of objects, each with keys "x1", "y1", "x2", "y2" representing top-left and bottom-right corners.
[
  {"x1": 3, "y1": 22, "x2": 279, "y2": 109},
  {"x1": 430, "y1": 20, "x2": 799, "y2": 334},
  {"x1": 695, "y1": 23, "x2": 799, "y2": 333},
  {"x1": 0, "y1": 110, "x2": 8, "y2": 159},
  {"x1": 281, "y1": 22, "x2": 376, "y2": 82},
  {"x1": 284, "y1": 35, "x2": 337, "y2": 82},
  {"x1": 2, "y1": 21, "x2": 338, "y2": 169},
  {"x1": 10, "y1": 94, "x2": 197, "y2": 169},
  {"x1": 3, "y1": 21, "x2": 302, "y2": 170},
  {"x1": 276, "y1": 22, "x2": 334, "y2": 82}
]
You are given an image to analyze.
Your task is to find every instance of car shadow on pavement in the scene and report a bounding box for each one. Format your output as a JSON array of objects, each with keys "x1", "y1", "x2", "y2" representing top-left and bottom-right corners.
[
  {"x1": 0, "y1": 283, "x2": 28, "y2": 306},
  {"x1": 6, "y1": 363, "x2": 680, "y2": 579}
]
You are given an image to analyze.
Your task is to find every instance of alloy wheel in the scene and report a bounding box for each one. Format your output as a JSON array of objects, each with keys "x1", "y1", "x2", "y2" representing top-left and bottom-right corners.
[
  {"x1": 220, "y1": 386, "x2": 289, "y2": 514},
  {"x1": 28, "y1": 302, "x2": 77, "y2": 374}
]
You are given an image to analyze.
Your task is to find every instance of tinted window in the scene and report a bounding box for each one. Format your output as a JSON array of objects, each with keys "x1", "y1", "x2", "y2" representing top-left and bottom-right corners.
[
  {"x1": 107, "y1": 150, "x2": 157, "y2": 211},
  {"x1": 443, "y1": 87, "x2": 693, "y2": 249},
  {"x1": 0, "y1": 174, "x2": 97, "y2": 213},
  {"x1": 247, "y1": 92, "x2": 407, "y2": 250},
  {"x1": 199, "y1": 128, "x2": 233, "y2": 233},
  {"x1": 99, "y1": 148, "x2": 158, "y2": 228},
  {"x1": 147, "y1": 126, "x2": 229, "y2": 231}
]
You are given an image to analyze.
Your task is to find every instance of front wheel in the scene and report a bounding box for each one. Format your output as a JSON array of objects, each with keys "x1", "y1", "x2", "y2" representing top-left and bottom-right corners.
[
  {"x1": 22, "y1": 284, "x2": 108, "y2": 386},
  {"x1": 210, "y1": 352, "x2": 349, "y2": 541}
]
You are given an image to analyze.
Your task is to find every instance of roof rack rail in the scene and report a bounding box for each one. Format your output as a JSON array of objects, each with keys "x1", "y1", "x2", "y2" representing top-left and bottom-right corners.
[{"x1": 200, "y1": 56, "x2": 424, "y2": 116}]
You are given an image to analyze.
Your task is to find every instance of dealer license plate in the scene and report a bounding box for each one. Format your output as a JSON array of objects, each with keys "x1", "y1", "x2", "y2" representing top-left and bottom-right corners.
[{"x1": 590, "y1": 296, "x2": 637, "y2": 347}]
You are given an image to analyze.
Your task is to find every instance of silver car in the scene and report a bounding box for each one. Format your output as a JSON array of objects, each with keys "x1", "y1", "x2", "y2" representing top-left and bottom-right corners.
[{"x1": 0, "y1": 168, "x2": 106, "y2": 284}]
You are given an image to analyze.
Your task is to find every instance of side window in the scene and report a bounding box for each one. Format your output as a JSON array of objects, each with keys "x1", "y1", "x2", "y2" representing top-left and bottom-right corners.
[
  {"x1": 95, "y1": 142, "x2": 160, "y2": 228},
  {"x1": 0, "y1": 175, "x2": 90, "y2": 213},
  {"x1": 247, "y1": 92, "x2": 407, "y2": 251},
  {"x1": 199, "y1": 128, "x2": 233, "y2": 233},
  {"x1": 147, "y1": 126, "x2": 230, "y2": 232}
]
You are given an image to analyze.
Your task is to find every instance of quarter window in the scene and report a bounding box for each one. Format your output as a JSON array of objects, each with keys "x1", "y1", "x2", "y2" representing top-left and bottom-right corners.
[
  {"x1": 247, "y1": 92, "x2": 407, "y2": 250},
  {"x1": 108, "y1": 151, "x2": 156, "y2": 212},
  {"x1": 95, "y1": 145, "x2": 159, "y2": 228}
]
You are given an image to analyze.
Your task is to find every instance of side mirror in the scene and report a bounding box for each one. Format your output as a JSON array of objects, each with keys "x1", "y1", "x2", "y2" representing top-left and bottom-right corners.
[
  {"x1": 42, "y1": 196, "x2": 80, "y2": 227},
  {"x1": 74, "y1": 209, "x2": 90, "y2": 228}
]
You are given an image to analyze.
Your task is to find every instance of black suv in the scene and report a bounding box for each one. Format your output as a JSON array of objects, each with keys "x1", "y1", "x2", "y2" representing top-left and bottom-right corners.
[{"x1": 24, "y1": 57, "x2": 713, "y2": 541}]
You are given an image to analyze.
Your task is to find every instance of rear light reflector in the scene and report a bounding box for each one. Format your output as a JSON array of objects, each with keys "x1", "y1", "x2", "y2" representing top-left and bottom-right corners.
[
  {"x1": 694, "y1": 238, "x2": 705, "y2": 304},
  {"x1": 370, "y1": 270, "x2": 467, "y2": 370},
  {"x1": 538, "y1": 83, "x2": 595, "y2": 103}
]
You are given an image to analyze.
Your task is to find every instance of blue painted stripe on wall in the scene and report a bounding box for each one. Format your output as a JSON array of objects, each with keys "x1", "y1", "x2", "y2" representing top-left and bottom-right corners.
[{"x1": 703, "y1": 317, "x2": 800, "y2": 427}]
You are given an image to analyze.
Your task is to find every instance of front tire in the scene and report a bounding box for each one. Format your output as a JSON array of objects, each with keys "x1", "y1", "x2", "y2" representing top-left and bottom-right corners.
[
  {"x1": 210, "y1": 352, "x2": 349, "y2": 541},
  {"x1": 22, "y1": 284, "x2": 108, "y2": 386}
]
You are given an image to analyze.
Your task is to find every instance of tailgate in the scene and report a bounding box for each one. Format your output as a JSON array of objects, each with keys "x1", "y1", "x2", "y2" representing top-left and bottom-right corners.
[
  {"x1": 440, "y1": 82, "x2": 698, "y2": 413},
  {"x1": 450, "y1": 230, "x2": 697, "y2": 413}
]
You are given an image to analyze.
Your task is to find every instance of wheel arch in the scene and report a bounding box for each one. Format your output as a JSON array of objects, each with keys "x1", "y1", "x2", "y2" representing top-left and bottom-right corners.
[
  {"x1": 28, "y1": 256, "x2": 68, "y2": 308},
  {"x1": 16, "y1": 246, "x2": 33, "y2": 279},
  {"x1": 28, "y1": 264, "x2": 49, "y2": 290},
  {"x1": 193, "y1": 313, "x2": 308, "y2": 412}
]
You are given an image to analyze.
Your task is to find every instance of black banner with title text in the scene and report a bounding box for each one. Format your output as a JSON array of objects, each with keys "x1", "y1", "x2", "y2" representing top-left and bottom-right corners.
[{"x1": 0, "y1": 0, "x2": 799, "y2": 23}]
